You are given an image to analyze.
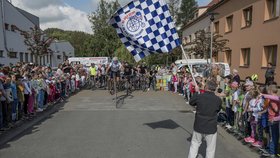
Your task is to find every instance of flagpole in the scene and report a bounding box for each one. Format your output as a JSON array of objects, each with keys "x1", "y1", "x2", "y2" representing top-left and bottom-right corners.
[{"x1": 180, "y1": 45, "x2": 198, "y2": 87}]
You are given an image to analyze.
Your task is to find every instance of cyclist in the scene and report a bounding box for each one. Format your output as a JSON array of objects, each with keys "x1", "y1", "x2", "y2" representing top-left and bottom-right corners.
[
  {"x1": 148, "y1": 67, "x2": 157, "y2": 91},
  {"x1": 106, "y1": 57, "x2": 122, "y2": 89},
  {"x1": 123, "y1": 62, "x2": 133, "y2": 87},
  {"x1": 138, "y1": 62, "x2": 147, "y2": 75},
  {"x1": 89, "y1": 63, "x2": 97, "y2": 89},
  {"x1": 138, "y1": 63, "x2": 148, "y2": 90}
]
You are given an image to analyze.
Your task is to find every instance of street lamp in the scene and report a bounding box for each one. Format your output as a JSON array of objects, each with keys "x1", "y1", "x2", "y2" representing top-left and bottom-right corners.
[{"x1": 208, "y1": 12, "x2": 219, "y2": 65}]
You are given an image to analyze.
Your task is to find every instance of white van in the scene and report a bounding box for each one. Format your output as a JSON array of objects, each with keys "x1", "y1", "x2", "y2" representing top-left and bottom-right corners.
[{"x1": 175, "y1": 59, "x2": 230, "y2": 77}]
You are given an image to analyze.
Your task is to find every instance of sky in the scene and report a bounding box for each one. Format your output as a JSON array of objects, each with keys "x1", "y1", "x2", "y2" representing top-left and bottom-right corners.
[{"x1": 11, "y1": 0, "x2": 211, "y2": 34}]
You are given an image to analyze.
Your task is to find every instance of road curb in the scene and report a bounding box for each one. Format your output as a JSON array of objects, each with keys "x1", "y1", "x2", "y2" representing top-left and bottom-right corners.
[{"x1": 0, "y1": 101, "x2": 65, "y2": 147}]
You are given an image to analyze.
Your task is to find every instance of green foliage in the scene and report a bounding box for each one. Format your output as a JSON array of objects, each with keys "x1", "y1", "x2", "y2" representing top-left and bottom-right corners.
[
  {"x1": 167, "y1": 0, "x2": 180, "y2": 21},
  {"x1": 185, "y1": 29, "x2": 229, "y2": 59},
  {"x1": 44, "y1": 28, "x2": 93, "y2": 57},
  {"x1": 88, "y1": 0, "x2": 121, "y2": 58},
  {"x1": 177, "y1": 0, "x2": 198, "y2": 26}
]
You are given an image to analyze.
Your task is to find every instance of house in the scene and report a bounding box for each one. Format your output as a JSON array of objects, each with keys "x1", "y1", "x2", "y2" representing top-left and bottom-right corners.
[
  {"x1": 0, "y1": 0, "x2": 74, "y2": 67},
  {"x1": 181, "y1": 0, "x2": 280, "y2": 83}
]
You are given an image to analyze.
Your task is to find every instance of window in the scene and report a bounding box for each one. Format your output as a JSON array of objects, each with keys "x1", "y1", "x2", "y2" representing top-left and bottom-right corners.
[
  {"x1": 263, "y1": 45, "x2": 277, "y2": 66},
  {"x1": 43, "y1": 56, "x2": 46, "y2": 65},
  {"x1": 25, "y1": 53, "x2": 28, "y2": 62},
  {"x1": 19, "y1": 52, "x2": 24, "y2": 62},
  {"x1": 57, "y1": 55, "x2": 61, "y2": 59},
  {"x1": 189, "y1": 35, "x2": 192, "y2": 42},
  {"x1": 4, "y1": 23, "x2": 9, "y2": 30},
  {"x1": 40, "y1": 56, "x2": 42, "y2": 65},
  {"x1": 242, "y1": 6, "x2": 253, "y2": 27},
  {"x1": 0, "y1": 50, "x2": 3, "y2": 57},
  {"x1": 240, "y1": 48, "x2": 250, "y2": 67},
  {"x1": 225, "y1": 15, "x2": 233, "y2": 33},
  {"x1": 214, "y1": 21, "x2": 219, "y2": 33},
  {"x1": 265, "y1": 0, "x2": 279, "y2": 20},
  {"x1": 224, "y1": 50, "x2": 232, "y2": 66},
  {"x1": 9, "y1": 52, "x2": 17, "y2": 58},
  {"x1": 30, "y1": 54, "x2": 34, "y2": 62},
  {"x1": 50, "y1": 55, "x2": 52, "y2": 66},
  {"x1": 47, "y1": 55, "x2": 49, "y2": 63},
  {"x1": 11, "y1": 25, "x2": 17, "y2": 32}
]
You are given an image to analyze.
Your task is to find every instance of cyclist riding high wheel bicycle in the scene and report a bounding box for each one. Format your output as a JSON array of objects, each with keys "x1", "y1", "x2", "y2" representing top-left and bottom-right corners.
[{"x1": 106, "y1": 57, "x2": 122, "y2": 94}]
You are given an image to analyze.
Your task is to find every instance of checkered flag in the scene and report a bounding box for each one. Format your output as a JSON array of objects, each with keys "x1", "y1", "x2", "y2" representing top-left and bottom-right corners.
[{"x1": 109, "y1": 0, "x2": 181, "y2": 62}]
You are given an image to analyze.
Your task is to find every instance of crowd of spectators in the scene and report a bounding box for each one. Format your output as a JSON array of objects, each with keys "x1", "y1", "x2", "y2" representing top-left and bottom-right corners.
[
  {"x1": 0, "y1": 60, "x2": 87, "y2": 131},
  {"x1": 167, "y1": 62, "x2": 279, "y2": 157}
]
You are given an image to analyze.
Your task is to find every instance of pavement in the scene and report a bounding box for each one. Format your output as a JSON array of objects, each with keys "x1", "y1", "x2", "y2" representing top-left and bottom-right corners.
[{"x1": 0, "y1": 90, "x2": 259, "y2": 158}]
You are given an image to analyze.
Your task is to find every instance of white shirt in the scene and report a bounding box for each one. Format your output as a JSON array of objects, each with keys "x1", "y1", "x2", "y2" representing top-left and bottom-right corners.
[
  {"x1": 249, "y1": 98, "x2": 259, "y2": 121},
  {"x1": 232, "y1": 90, "x2": 239, "y2": 112}
]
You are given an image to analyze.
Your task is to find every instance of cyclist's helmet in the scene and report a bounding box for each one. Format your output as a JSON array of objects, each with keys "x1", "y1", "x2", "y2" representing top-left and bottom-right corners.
[
  {"x1": 251, "y1": 74, "x2": 258, "y2": 82},
  {"x1": 113, "y1": 57, "x2": 118, "y2": 61}
]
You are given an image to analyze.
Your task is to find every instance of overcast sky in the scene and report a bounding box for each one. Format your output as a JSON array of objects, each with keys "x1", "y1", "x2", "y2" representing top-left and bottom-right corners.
[{"x1": 11, "y1": 0, "x2": 211, "y2": 34}]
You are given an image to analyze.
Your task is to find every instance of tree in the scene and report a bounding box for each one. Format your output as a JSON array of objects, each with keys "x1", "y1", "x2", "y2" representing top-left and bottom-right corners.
[
  {"x1": 167, "y1": 0, "x2": 180, "y2": 22},
  {"x1": 17, "y1": 26, "x2": 54, "y2": 64},
  {"x1": 185, "y1": 29, "x2": 229, "y2": 59},
  {"x1": 88, "y1": 0, "x2": 121, "y2": 57},
  {"x1": 177, "y1": 0, "x2": 198, "y2": 26}
]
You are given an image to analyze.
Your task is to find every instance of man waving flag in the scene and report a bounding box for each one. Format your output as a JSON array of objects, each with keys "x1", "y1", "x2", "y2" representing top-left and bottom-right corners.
[{"x1": 109, "y1": 0, "x2": 181, "y2": 62}]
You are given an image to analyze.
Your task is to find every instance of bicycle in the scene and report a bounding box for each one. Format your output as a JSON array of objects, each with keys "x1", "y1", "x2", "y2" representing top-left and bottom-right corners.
[
  {"x1": 139, "y1": 74, "x2": 147, "y2": 92},
  {"x1": 124, "y1": 75, "x2": 133, "y2": 95},
  {"x1": 149, "y1": 75, "x2": 157, "y2": 91},
  {"x1": 89, "y1": 75, "x2": 96, "y2": 90},
  {"x1": 107, "y1": 72, "x2": 118, "y2": 108},
  {"x1": 132, "y1": 74, "x2": 140, "y2": 90}
]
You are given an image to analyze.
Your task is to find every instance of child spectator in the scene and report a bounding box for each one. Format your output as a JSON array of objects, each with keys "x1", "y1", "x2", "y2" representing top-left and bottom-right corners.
[
  {"x1": 172, "y1": 73, "x2": 178, "y2": 93},
  {"x1": 252, "y1": 86, "x2": 269, "y2": 148},
  {"x1": 265, "y1": 85, "x2": 279, "y2": 157},
  {"x1": 16, "y1": 75, "x2": 25, "y2": 120},
  {"x1": 231, "y1": 81, "x2": 240, "y2": 132},
  {"x1": 242, "y1": 81, "x2": 254, "y2": 138},
  {"x1": 10, "y1": 74, "x2": 18, "y2": 122},
  {"x1": 29, "y1": 74, "x2": 37, "y2": 114},
  {"x1": 37, "y1": 72, "x2": 46, "y2": 112},
  {"x1": 244, "y1": 90, "x2": 259, "y2": 143},
  {"x1": 22, "y1": 74, "x2": 32, "y2": 117},
  {"x1": 224, "y1": 75, "x2": 233, "y2": 129},
  {"x1": 4, "y1": 76, "x2": 13, "y2": 125}
]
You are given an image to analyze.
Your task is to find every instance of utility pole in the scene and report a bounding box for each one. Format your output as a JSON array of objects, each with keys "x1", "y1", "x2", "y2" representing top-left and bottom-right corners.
[{"x1": 208, "y1": 12, "x2": 219, "y2": 65}]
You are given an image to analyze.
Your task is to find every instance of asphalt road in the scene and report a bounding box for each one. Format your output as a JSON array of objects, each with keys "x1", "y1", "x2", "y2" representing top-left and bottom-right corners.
[{"x1": 0, "y1": 90, "x2": 259, "y2": 158}]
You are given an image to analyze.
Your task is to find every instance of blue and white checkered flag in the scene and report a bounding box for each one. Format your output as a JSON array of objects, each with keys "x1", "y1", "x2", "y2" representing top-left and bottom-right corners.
[{"x1": 109, "y1": 0, "x2": 181, "y2": 62}]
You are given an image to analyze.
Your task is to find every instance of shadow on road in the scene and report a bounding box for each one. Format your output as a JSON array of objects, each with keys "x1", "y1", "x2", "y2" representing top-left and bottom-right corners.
[
  {"x1": 116, "y1": 94, "x2": 134, "y2": 108},
  {"x1": 0, "y1": 100, "x2": 67, "y2": 150},
  {"x1": 143, "y1": 119, "x2": 192, "y2": 135}
]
